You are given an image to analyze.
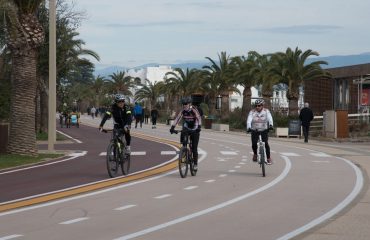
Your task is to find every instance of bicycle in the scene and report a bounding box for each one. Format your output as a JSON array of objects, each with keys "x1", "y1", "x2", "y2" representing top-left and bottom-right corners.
[
  {"x1": 102, "y1": 128, "x2": 130, "y2": 178},
  {"x1": 249, "y1": 129, "x2": 270, "y2": 177},
  {"x1": 173, "y1": 129, "x2": 197, "y2": 178}
]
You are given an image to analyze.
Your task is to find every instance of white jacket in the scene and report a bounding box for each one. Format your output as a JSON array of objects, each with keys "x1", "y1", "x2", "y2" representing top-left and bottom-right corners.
[{"x1": 246, "y1": 108, "x2": 273, "y2": 131}]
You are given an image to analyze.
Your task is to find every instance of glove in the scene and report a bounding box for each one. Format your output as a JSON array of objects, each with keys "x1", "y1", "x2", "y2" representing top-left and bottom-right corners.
[
  {"x1": 170, "y1": 126, "x2": 175, "y2": 134},
  {"x1": 124, "y1": 125, "x2": 130, "y2": 132},
  {"x1": 269, "y1": 125, "x2": 274, "y2": 131},
  {"x1": 247, "y1": 128, "x2": 252, "y2": 133},
  {"x1": 196, "y1": 125, "x2": 201, "y2": 133}
]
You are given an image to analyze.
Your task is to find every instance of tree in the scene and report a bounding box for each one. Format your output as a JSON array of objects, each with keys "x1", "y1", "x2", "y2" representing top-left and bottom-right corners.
[
  {"x1": 2, "y1": 0, "x2": 45, "y2": 155},
  {"x1": 203, "y1": 52, "x2": 239, "y2": 118},
  {"x1": 135, "y1": 79, "x2": 165, "y2": 110},
  {"x1": 271, "y1": 47, "x2": 330, "y2": 116},
  {"x1": 106, "y1": 71, "x2": 134, "y2": 102}
]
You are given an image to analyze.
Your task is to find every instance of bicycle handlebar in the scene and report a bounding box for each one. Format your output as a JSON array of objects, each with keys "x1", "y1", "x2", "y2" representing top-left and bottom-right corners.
[{"x1": 173, "y1": 129, "x2": 197, "y2": 135}]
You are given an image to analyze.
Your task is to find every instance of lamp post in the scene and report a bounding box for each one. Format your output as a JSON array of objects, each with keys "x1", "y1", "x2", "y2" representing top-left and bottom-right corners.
[
  {"x1": 216, "y1": 95, "x2": 222, "y2": 120},
  {"x1": 48, "y1": 0, "x2": 56, "y2": 151}
]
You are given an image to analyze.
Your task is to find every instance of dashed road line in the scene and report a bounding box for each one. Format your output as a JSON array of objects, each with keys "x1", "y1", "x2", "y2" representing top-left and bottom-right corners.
[
  {"x1": 219, "y1": 174, "x2": 227, "y2": 177},
  {"x1": 310, "y1": 152, "x2": 331, "y2": 157},
  {"x1": 205, "y1": 179, "x2": 216, "y2": 183},
  {"x1": 220, "y1": 151, "x2": 238, "y2": 155},
  {"x1": 59, "y1": 217, "x2": 89, "y2": 225},
  {"x1": 280, "y1": 152, "x2": 300, "y2": 156},
  {"x1": 114, "y1": 204, "x2": 137, "y2": 211},
  {"x1": 184, "y1": 186, "x2": 198, "y2": 190},
  {"x1": 0, "y1": 235, "x2": 23, "y2": 240},
  {"x1": 161, "y1": 151, "x2": 177, "y2": 155},
  {"x1": 154, "y1": 194, "x2": 172, "y2": 199}
]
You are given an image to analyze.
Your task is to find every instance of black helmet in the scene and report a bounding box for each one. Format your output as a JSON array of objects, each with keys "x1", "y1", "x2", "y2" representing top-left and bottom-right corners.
[
  {"x1": 114, "y1": 94, "x2": 125, "y2": 103},
  {"x1": 181, "y1": 96, "x2": 192, "y2": 105},
  {"x1": 255, "y1": 99, "x2": 264, "y2": 106}
]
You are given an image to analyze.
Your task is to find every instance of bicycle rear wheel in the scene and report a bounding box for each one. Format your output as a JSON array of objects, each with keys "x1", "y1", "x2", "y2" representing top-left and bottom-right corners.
[
  {"x1": 178, "y1": 148, "x2": 188, "y2": 178},
  {"x1": 189, "y1": 153, "x2": 197, "y2": 176},
  {"x1": 106, "y1": 142, "x2": 120, "y2": 178},
  {"x1": 259, "y1": 147, "x2": 266, "y2": 177},
  {"x1": 121, "y1": 153, "x2": 131, "y2": 175}
]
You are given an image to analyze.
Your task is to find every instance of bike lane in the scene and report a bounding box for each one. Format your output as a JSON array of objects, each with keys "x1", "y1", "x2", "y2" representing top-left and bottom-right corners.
[{"x1": 0, "y1": 122, "x2": 179, "y2": 207}]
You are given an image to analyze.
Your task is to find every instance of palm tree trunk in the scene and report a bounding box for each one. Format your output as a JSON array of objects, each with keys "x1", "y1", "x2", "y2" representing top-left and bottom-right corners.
[
  {"x1": 8, "y1": 50, "x2": 38, "y2": 155},
  {"x1": 241, "y1": 86, "x2": 252, "y2": 118}
]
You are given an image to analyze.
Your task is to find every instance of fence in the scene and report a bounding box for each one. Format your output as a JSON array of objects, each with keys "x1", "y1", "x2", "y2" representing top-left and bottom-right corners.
[{"x1": 310, "y1": 112, "x2": 370, "y2": 137}]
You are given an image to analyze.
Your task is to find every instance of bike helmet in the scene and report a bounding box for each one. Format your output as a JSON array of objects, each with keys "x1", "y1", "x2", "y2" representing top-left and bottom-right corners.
[
  {"x1": 114, "y1": 94, "x2": 125, "y2": 103},
  {"x1": 255, "y1": 99, "x2": 264, "y2": 106},
  {"x1": 181, "y1": 96, "x2": 192, "y2": 105}
]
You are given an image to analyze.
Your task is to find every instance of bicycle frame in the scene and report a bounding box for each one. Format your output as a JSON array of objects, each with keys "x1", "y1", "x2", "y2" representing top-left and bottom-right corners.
[{"x1": 253, "y1": 129, "x2": 268, "y2": 177}]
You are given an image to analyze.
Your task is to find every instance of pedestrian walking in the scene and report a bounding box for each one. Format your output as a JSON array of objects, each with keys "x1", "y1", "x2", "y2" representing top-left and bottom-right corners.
[
  {"x1": 299, "y1": 102, "x2": 314, "y2": 143},
  {"x1": 151, "y1": 108, "x2": 159, "y2": 129},
  {"x1": 90, "y1": 106, "x2": 96, "y2": 119},
  {"x1": 134, "y1": 102, "x2": 143, "y2": 128}
]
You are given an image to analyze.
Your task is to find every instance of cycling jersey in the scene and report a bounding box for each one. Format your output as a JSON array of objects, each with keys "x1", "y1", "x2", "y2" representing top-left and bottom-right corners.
[
  {"x1": 246, "y1": 108, "x2": 273, "y2": 131},
  {"x1": 172, "y1": 106, "x2": 201, "y2": 130}
]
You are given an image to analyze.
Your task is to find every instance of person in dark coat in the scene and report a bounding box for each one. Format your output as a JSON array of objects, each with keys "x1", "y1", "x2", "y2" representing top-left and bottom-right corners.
[
  {"x1": 299, "y1": 102, "x2": 314, "y2": 143},
  {"x1": 150, "y1": 108, "x2": 159, "y2": 129}
]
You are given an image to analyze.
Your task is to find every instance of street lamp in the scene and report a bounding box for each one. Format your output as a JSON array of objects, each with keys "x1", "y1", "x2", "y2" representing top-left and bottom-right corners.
[{"x1": 48, "y1": 0, "x2": 56, "y2": 151}]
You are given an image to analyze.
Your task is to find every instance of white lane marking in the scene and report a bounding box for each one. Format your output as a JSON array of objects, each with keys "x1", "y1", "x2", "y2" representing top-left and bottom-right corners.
[
  {"x1": 280, "y1": 152, "x2": 300, "y2": 156},
  {"x1": 205, "y1": 179, "x2": 215, "y2": 183},
  {"x1": 234, "y1": 166, "x2": 241, "y2": 169},
  {"x1": 161, "y1": 151, "x2": 177, "y2": 155},
  {"x1": 99, "y1": 152, "x2": 106, "y2": 156},
  {"x1": 56, "y1": 130, "x2": 82, "y2": 143},
  {"x1": 198, "y1": 149, "x2": 206, "y2": 155},
  {"x1": 220, "y1": 151, "x2": 238, "y2": 155},
  {"x1": 239, "y1": 162, "x2": 246, "y2": 165},
  {"x1": 277, "y1": 156, "x2": 363, "y2": 240},
  {"x1": 114, "y1": 205, "x2": 137, "y2": 211},
  {"x1": 242, "y1": 159, "x2": 248, "y2": 162},
  {"x1": 310, "y1": 152, "x2": 331, "y2": 157},
  {"x1": 0, "y1": 235, "x2": 23, "y2": 240},
  {"x1": 184, "y1": 186, "x2": 198, "y2": 190},
  {"x1": 228, "y1": 170, "x2": 236, "y2": 173},
  {"x1": 0, "y1": 151, "x2": 88, "y2": 175},
  {"x1": 217, "y1": 159, "x2": 227, "y2": 162},
  {"x1": 219, "y1": 174, "x2": 227, "y2": 177},
  {"x1": 113, "y1": 157, "x2": 292, "y2": 240},
  {"x1": 154, "y1": 194, "x2": 172, "y2": 199},
  {"x1": 312, "y1": 160, "x2": 330, "y2": 163},
  {"x1": 131, "y1": 152, "x2": 146, "y2": 156},
  {"x1": 59, "y1": 217, "x2": 89, "y2": 225}
]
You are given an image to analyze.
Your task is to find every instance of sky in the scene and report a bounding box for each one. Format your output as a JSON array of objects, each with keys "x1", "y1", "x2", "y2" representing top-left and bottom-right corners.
[{"x1": 71, "y1": 0, "x2": 370, "y2": 68}]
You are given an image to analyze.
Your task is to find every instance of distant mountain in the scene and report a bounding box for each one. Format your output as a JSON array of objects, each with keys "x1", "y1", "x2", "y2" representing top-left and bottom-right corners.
[
  {"x1": 94, "y1": 53, "x2": 370, "y2": 76},
  {"x1": 307, "y1": 52, "x2": 370, "y2": 68}
]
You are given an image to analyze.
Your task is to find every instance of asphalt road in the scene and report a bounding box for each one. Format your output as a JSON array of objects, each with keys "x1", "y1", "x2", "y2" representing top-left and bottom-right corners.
[{"x1": 0, "y1": 117, "x2": 366, "y2": 240}]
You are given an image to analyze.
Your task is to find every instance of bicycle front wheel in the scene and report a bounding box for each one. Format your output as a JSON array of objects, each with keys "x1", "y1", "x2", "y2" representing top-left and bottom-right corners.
[
  {"x1": 259, "y1": 147, "x2": 266, "y2": 177},
  {"x1": 106, "y1": 142, "x2": 120, "y2": 178},
  {"x1": 121, "y1": 153, "x2": 131, "y2": 175},
  {"x1": 178, "y1": 148, "x2": 188, "y2": 178}
]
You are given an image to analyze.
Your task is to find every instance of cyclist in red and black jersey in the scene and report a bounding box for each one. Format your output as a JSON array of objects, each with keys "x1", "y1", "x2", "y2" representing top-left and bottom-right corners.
[{"x1": 170, "y1": 97, "x2": 202, "y2": 170}]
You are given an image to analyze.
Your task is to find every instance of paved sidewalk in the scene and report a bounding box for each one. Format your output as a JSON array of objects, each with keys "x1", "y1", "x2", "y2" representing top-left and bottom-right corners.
[{"x1": 79, "y1": 115, "x2": 370, "y2": 240}]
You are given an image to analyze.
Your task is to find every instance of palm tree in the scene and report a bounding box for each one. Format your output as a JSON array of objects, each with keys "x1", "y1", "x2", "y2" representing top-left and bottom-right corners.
[
  {"x1": 271, "y1": 47, "x2": 330, "y2": 116},
  {"x1": 165, "y1": 67, "x2": 200, "y2": 112},
  {"x1": 135, "y1": 79, "x2": 165, "y2": 110},
  {"x1": 231, "y1": 54, "x2": 257, "y2": 117},
  {"x1": 203, "y1": 52, "x2": 239, "y2": 118},
  {"x1": 107, "y1": 71, "x2": 135, "y2": 102},
  {"x1": 2, "y1": 0, "x2": 45, "y2": 155},
  {"x1": 249, "y1": 51, "x2": 278, "y2": 110}
]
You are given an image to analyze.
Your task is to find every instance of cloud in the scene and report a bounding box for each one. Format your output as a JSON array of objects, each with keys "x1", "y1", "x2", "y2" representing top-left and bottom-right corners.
[
  {"x1": 256, "y1": 25, "x2": 343, "y2": 34},
  {"x1": 103, "y1": 20, "x2": 203, "y2": 28}
]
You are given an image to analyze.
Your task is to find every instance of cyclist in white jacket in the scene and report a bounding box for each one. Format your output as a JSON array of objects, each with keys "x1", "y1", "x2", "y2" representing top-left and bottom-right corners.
[{"x1": 246, "y1": 99, "x2": 274, "y2": 164}]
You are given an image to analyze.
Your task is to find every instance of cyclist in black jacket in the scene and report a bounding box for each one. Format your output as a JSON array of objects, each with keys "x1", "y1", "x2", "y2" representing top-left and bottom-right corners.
[{"x1": 99, "y1": 94, "x2": 132, "y2": 153}]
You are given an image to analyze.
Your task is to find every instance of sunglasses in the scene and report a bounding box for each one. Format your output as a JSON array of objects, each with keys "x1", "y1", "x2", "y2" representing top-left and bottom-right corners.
[
  {"x1": 256, "y1": 105, "x2": 262, "y2": 107},
  {"x1": 117, "y1": 101, "x2": 125, "y2": 103}
]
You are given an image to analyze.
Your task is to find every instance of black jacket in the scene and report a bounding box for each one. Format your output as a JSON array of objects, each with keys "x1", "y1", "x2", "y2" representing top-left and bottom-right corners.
[
  {"x1": 100, "y1": 104, "x2": 132, "y2": 128},
  {"x1": 299, "y1": 107, "x2": 314, "y2": 126}
]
